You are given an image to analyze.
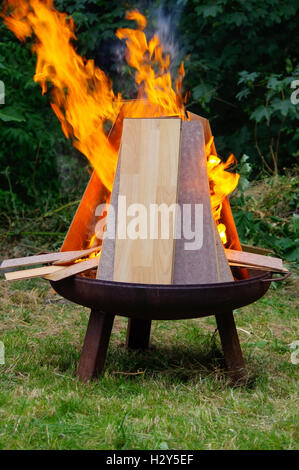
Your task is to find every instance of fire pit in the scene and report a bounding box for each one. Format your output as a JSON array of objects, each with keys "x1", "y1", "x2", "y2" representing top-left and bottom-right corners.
[
  {"x1": 1, "y1": 3, "x2": 290, "y2": 387},
  {"x1": 49, "y1": 269, "x2": 285, "y2": 384}
]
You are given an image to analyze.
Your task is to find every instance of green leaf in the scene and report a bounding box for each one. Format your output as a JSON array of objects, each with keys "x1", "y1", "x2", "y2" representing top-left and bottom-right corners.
[
  {"x1": 250, "y1": 106, "x2": 272, "y2": 123},
  {"x1": 192, "y1": 83, "x2": 215, "y2": 103},
  {"x1": 0, "y1": 106, "x2": 26, "y2": 122},
  {"x1": 271, "y1": 98, "x2": 291, "y2": 117},
  {"x1": 195, "y1": 5, "x2": 223, "y2": 18},
  {"x1": 238, "y1": 71, "x2": 260, "y2": 85},
  {"x1": 236, "y1": 88, "x2": 250, "y2": 101},
  {"x1": 285, "y1": 245, "x2": 299, "y2": 262}
]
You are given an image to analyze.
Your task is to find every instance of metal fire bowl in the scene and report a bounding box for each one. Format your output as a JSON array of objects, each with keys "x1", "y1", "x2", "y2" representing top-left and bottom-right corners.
[{"x1": 50, "y1": 270, "x2": 273, "y2": 320}]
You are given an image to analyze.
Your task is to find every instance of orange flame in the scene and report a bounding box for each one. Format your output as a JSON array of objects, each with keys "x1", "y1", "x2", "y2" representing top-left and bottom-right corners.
[
  {"x1": 206, "y1": 137, "x2": 240, "y2": 244},
  {"x1": 116, "y1": 10, "x2": 186, "y2": 119},
  {"x1": 1, "y1": 0, "x2": 122, "y2": 191},
  {"x1": 1, "y1": 1, "x2": 239, "y2": 249}
]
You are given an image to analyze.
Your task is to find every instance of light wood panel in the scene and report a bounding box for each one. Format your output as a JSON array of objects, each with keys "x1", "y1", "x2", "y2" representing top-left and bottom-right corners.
[{"x1": 113, "y1": 118, "x2": 182, "y2": 284}]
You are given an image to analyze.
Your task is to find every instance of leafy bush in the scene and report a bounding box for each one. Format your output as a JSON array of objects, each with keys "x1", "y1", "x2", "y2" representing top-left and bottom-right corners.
[
  {"x1": 180, "y1": 0, "x2": 299, "y2": 174},
  {"x1": 231, "y1": 161, "x2": 299, "y2": 265},
  {"x1": 0, "y1": 23, "x2": 65, "y2": 210}
]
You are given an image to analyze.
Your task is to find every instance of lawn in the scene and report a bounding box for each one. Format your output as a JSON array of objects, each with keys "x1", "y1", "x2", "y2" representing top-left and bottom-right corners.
[{"x1": 0, "y1": 268, "x2": 298, "y2": 450}]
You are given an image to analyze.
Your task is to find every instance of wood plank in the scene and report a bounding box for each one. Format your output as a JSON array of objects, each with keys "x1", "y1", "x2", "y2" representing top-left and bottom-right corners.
[
  {"x1": 173, "y1": 120, "x2": 232, "y2": 284},
  {"x1": 53, "y1": 246, "x2": 101, "y2": 265},
  {"x1": 188, "y1": 111, "x2": 248, "y2": 280},
  {"x1": 0, "y1": 247, "x2": 100, "y2": 270},
  {"x1": 225, "y1": 249, "x2": 287, "y2": 272},
  {"x1": 113, "y1": 118, "x2": 182, "y2": 284},
  {"x1": 5, "y1": 265, "x2": 64, "y2": 281},
  {"x1": 45, "y1": 257, "x2": 100, "y2": 281},
  {"x1": 228, "y1": 262, "x2": 286, "y2": 273}
]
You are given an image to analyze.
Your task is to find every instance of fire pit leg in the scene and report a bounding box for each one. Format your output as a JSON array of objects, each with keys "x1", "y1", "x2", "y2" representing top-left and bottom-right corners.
[
  {"x1": 215, "y1": 311, "x2": 246, "y2": 384},
  {"x1": 126, "y1": 318, "x2": 152, "y2": 350},
  {"x1": 77, "y1": 310, "x2": 114, "y2": 382}
]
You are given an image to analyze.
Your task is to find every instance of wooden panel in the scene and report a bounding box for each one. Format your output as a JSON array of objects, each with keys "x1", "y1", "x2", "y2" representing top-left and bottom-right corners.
[
  {"x1": 173, "y1": 120, "x2": 232, "y2": 284},
  {"x1": 113, "y1": 118, "x2": 182, "y2": 284},
  {"x1": 188, "y1": 111, "x2": 248, "y2": 280}
]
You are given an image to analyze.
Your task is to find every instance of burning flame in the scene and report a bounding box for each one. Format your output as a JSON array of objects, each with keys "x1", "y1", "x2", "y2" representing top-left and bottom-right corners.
[
  {"x1": 206, "y1": 137, "x2": 240, "y2": 244},
  {"x1": 116, "y1": 10, "x2": 186, "y2": 119},
  {"x1": 1, "y1": 0, "x2": 239, "y2": 251}
]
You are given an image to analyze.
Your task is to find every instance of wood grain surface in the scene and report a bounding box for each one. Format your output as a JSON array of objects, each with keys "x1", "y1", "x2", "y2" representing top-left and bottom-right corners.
[{"x1": 113, "y1": 118, "x2": 182, "y2": 284}]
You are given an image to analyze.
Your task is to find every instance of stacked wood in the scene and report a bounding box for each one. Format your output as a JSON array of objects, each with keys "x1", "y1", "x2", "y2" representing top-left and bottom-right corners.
[
  {"x1": 0, "y1": 247, "x2": 100, "y2": 281},
  {"x1": 0, "y1": 244, "x2": 288, "y2": 282},
  {"x1": 0, "y1": 116, "x2": 289, "y2": 283},
  {"x1": 97, "y1": 117, "x2": 288, "y2": 284}
]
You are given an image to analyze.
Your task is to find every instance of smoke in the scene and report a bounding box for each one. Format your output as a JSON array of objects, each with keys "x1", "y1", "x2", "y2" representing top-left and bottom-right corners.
[
  {"x1": 147, "y1": 0, "x2": 187, "y2": 65},
  {"x1": 111, "y1": 0, "x2": 188, "y2": 97}
]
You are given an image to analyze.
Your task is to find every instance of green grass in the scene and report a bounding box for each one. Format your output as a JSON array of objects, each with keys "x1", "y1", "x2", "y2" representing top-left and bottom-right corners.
[
  {"x1": 0, "y1": 172, "x2": 298, "y2": 450},
  {"x1": 0, "y1": 273, "x2": 298, "y2": 450}
]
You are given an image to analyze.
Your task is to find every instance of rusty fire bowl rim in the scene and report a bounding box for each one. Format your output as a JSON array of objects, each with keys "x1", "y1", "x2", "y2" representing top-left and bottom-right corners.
[{"x1": 49, "y1": 270, "x2": 273, "y2": 320}]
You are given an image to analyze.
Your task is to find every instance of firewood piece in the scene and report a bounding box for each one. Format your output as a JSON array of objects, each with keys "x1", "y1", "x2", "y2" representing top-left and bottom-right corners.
[
  {"x1": 0, "y1": 247, "x2": 101, "y2": 270},
  {"x1": 113, "y1": 118, "x2": 182, "y2": 284},
  {"x1": 225, "y1": 249, "x2": 288, "y2": 273},
  {"x1": 45, "y1": 257, "x2": 100, "y2": 281},
  {"x1": 5, "y1": 265, "x2": 65, "y2": 281},
  {"x1": 53, "y1": 246, "x2": 101, "y2": 265},
  {"x1": 228, "y1": 262, "x2": 287, "y2": 273}
]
